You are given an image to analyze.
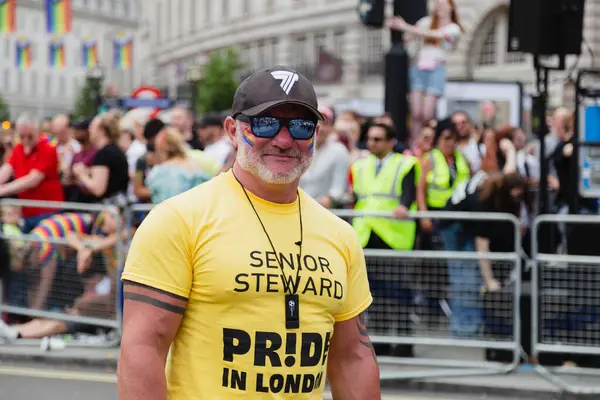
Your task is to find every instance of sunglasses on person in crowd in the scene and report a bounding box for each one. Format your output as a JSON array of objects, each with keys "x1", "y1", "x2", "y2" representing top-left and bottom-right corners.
[{"x1": 236, "y1": 114, "x2": 317, "y2": 140}]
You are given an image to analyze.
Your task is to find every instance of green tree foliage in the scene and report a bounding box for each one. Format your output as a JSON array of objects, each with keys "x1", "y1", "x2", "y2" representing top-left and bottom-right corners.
[
  {"x1": 72, "y1": 76, "x2": 103, "y2": 119},
  {"x1": 196, "y1": 48, "x2": 245, "y2": 115},
  {"x1": 0, "y1": 95, "x2": 10, "y2": 122}
]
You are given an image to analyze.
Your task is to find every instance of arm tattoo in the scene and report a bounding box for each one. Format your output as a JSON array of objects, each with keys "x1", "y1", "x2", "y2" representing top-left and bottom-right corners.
[
  {"x1": 123, "y1": 292, "x2": 186, "y2": 314},
  {"x1": 357, "y1": 312, "x2": 377, "y2": 362}
]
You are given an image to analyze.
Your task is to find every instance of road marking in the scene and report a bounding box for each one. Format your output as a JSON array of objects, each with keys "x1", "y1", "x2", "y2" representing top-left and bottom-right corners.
[{"x1": 0, "y1": 365, "x2": 116, "y2": 383}]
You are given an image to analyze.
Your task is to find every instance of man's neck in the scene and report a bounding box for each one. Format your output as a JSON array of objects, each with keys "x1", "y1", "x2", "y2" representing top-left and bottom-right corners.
[
  {"x1": 232, "y1": 164, "x2": 298, "y2": 204},
  {"x1": 376, "y1": 151, "x2": 391, "y2": 160}
]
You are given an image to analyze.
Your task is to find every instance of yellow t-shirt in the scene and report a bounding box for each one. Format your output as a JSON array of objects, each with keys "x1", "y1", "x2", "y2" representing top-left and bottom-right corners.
[{"x1": 122, "y1": 170, "x2": 372, "y2": 399}]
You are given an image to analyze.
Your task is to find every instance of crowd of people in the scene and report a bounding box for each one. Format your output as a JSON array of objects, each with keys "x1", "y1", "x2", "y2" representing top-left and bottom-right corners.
[{"x1": 0, "y1": 100, "x2": 591, "y2": 355}]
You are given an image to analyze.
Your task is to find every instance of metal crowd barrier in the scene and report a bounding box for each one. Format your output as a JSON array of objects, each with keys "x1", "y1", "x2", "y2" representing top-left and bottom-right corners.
[
  {"x1": 333, "y1": 209, "x2": 522, "y2": 381},
  {"x1": 531, "y1": 213, "x2": 600, "y2": 395},
  {"x1": 0, "y1": 199, "x2": 124, "y2": 348}
]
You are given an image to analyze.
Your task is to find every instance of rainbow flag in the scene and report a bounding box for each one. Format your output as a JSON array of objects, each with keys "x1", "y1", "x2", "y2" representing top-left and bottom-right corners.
[
  {"x1": 45, "y1": 0, "x2": 71, "y2": 34},
  {"x1": 48, "y1": 38, "x2": 65, "y2": 68},
  {"x1": 15, "y1": 39, "x2": 32, "y2": 69},
  {"x1": 81, "y1": 39, "x2": 98, "y2": 69},
  {"x1": 113, "y1": 34, "x2": 132, "y2": 69},
  {"x1": 0, "y1": 0, "x2": 16, "y2": 33}
]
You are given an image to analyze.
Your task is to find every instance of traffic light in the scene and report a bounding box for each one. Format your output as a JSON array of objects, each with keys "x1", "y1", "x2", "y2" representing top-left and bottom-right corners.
[{"x1": 357, "y1": 0, "x2": 385, "y2": 28}]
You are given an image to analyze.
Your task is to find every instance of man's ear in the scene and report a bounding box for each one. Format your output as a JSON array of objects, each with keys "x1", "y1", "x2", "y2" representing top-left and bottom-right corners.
[{"x1": 223, "y1": 117, "x2": 238, "y2": 149}]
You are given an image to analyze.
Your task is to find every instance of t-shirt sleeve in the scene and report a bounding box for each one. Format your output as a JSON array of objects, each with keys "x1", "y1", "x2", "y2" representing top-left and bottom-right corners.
[
  {"x1": 121, "y1": 201, "x2": 193, "y2": 299},
  {"x1": 333, "y1": 227, "x2": 373, "y2": 322},
  {"x1": 92, "y1": 148, "x2": 112, "y2": 168}
]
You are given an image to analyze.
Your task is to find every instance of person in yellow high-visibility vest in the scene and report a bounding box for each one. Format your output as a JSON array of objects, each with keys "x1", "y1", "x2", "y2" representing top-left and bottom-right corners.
[
  {"x1": 350, "y1": 123, "x2": 419, "y2": 358},
  {"x1": 417, "y1": 117, "x2": 471, "y2": 237}
]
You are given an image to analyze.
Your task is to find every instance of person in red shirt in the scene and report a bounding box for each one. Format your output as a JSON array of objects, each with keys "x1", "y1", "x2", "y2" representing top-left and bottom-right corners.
[{"x1": 0, "y1": 114, "x2": 64, "y2": 233}]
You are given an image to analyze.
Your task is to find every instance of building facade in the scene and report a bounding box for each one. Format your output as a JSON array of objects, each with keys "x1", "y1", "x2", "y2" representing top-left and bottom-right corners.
[
  {"x1": 2, "y1": 0, "x2": 142, "y2": 119},
  {"x1": 143, "y1": 0, "x2": 600, "y2": 116}
]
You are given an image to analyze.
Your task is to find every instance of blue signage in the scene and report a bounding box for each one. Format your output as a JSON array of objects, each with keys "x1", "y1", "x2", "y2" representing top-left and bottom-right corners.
[
  {"x1": 579, "y1": 102, "x2": 600, "y2": 198},
  {"x1": 120, "y1": 97, "x2": 173, "y2": 109}
]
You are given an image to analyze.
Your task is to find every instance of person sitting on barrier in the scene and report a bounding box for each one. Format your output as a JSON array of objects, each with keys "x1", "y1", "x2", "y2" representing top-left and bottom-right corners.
[
  {"x1": 439, "y1": 170, "x2": 528, "y2": 337},
  {"x1": 1, "y1": 205, "x2": 25, "y2": 271},
  {"x1": 6, "y1": 212, "x2": 95, "y2": 313},
  {"x1": 0, "y1": 208, "x2": 124, "y2": 342}
]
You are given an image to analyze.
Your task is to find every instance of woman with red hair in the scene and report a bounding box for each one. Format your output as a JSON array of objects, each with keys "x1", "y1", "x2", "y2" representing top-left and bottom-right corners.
[{"x1": 388, "y1": 0, "x2": 463, "y2": 148}]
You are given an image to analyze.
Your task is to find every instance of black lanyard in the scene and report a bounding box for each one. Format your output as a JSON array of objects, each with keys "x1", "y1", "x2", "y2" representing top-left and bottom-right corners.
[{"x1": 233, "y1": 172, "x2": 303, "y2": 329}]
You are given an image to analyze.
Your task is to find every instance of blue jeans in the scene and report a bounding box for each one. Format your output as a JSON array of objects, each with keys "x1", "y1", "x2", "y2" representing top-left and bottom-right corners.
[{"x1": 440, "y1": 222, "x2": 483, "y2": 337}]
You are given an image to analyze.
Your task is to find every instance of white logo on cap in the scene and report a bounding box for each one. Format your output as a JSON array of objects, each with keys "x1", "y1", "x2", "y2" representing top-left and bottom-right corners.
[{"x1": 271, "y1": 71, "x2": 299, "y2": 95}]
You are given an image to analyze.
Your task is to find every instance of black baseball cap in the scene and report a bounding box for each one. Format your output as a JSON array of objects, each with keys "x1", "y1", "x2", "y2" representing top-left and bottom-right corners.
[
  {"x1": 231, "y1": 66, "x2": 324, "y2": 121},
  {"x1": 198, "y1": 114, "x2": 223, "y2": 129},
  {"x1": 70, "y1": 117, "x2": 91, "y2": 130}
]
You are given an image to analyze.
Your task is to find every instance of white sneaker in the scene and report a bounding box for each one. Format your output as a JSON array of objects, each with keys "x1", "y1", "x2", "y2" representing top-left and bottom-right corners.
[{"x1": 0, "y1": 319, "x2": 19, "y2": 343}]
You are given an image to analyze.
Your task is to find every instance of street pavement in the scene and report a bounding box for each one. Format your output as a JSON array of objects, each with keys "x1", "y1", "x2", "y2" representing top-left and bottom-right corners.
[{"x1": 0, "y1": 359, "x2": 507, "y2": 400}]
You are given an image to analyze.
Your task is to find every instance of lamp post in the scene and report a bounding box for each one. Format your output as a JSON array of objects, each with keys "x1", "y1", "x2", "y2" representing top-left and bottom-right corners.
[
  {"x1": 88, "y1": 65, "x2": 105, "y2": 115},
  {"x1": 187, "y1": 65, "x2": 203, "y2": 119}
]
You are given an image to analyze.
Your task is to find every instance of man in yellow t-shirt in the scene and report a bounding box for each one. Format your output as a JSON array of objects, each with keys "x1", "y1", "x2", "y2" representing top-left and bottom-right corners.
[{"x1": 118, "y1": 66, "x2": 380, "y2": 400}]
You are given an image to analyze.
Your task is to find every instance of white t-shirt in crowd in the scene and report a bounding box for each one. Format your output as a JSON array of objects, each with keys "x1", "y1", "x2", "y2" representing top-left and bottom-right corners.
[
  {"x1": 203, "y1": 138, "x2": 233, "y2": 167},
  {"x1": 459, "y1": 137, "x2": 483, "y2": 172},
  {"x1": 413, "y1": 17, "x2": 462, "y2": 70}
]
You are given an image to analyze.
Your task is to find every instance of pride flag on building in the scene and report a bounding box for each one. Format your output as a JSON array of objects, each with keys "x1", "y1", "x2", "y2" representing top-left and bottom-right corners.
[
  {"x1": 0, "y1": 0, "x2": 16, "y2": 33},
  {"x1": 113, "y1": 33, "x2": 132, "y2": 69},
  {"x1": 48, "y1": 38, "x2": 65, "y2": 68},
  {"x1": 15, "y1": 39, "x2": 32, "y2": 69},
  {"x1": 45, "y1": 0, "x2": 71, "y2": 34},
  {"x1": 81, "y1": 39, "x2": 98, "y2": 69}
]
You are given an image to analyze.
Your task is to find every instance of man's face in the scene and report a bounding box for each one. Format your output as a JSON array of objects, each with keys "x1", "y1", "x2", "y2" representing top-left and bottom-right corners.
[
  {"x1": 72, "y1": 127, "x2": 88, "y2": 144},
  {"x1": 17, "y1": 123, "x2": 38, "y2": 148},
  {"x1": 197, "y1": 125, "x2": 220, "y2": 144},
  {"x1": 228, "y1": 104, "x2": 317, "y2": 185},
  {"x1": 171, "y1": 109, "x2": 190, "y2": 133},
  {"x1": 367, "y1": 126, "x2": 393, "y2": 157},
  {"x1": 51, "y1": 116, "x2": 69, "y2": 141},
  {"x1": 451, "y1": 113, "x2": 471, "y2": 139}
]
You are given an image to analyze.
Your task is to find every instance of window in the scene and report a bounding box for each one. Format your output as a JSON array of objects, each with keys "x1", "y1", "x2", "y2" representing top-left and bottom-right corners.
[
  {"x1": 360, "y1": 28, "x2": 384, "y2": 78},
  {"x1": 471, "y1": 8, "x2": 528, "y2": 70},
  {"x1": 45, "y1": 74, "x2": 52, "y2": 97},
  {"x1": 16, "y1": 70, "x2": 23, "y2": 93},
  {"x1": 157, "y1": 2, "x2": 162, "y2": 43},
  {"x1": 291, "y1": 37, "x2": 307, "y2": 67},
  {"x1": 30, "y1": 72, "x2": 37, "y2": 95},
  {"x1": 190, "y1": 0, "x2": 196, "y2": 32},
  {"x1": 222, "y1": 0, "x2": 228, "y2": 18},
  {"x1": 59, "y1": 75, "x2": 66, "y2": 97},
  {"x1": 333, "y1": 30, "x2": 345, "y2": 60},
  {"x1": 314, "y1": 33, "x2": 327, "y2": 59},
  {"x1": 243, "y1": 0, "x2": 250, "y2": 15},
  {"x1": 477, "y1": 23, "x2": 497, "y2": 66},
  {"x1": 271, "y1": 38, "x2": 279, "y2": 65}
]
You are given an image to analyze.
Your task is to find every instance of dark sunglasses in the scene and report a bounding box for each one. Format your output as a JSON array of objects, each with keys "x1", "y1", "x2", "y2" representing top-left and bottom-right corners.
[{"x1": 236, "y1": 114, "x2": 317, "y2": 140}]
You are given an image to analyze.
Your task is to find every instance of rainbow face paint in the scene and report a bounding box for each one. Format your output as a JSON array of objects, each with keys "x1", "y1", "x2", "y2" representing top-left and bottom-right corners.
[
  {"x1": 307, "y1": 135, "x2": 315, "y2": 151},
  {"x1": 242, "y1": 127, "x2": 255, "y2": 148}
]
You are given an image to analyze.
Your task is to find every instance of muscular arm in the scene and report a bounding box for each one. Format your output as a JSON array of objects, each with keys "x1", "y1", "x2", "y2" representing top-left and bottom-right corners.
[
  {"x1": 118, "y1": 281, "x2": 187, "y2": 400},
  {"x1": 327, "y1": 312, "x2": 381, "y2": 399}
]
